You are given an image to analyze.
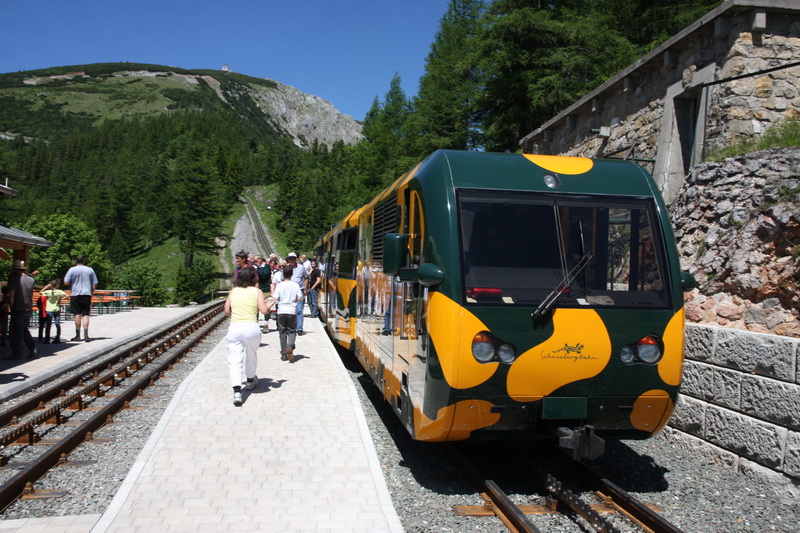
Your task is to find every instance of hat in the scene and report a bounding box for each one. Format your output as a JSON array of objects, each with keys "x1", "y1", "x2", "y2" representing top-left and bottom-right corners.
[
  {"x1": 12, "y1": 259, "x2": 26, "y2": 270},
  {"x1": 287, "y1": 252, "x2": 297, "y2": 259}
]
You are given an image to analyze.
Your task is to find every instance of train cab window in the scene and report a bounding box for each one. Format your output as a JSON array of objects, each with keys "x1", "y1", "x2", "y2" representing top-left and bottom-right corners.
[
  {"x1": 458, "y1": 190, "x2": 670, "y2": 310},
  {"x1": 337, "y1": 227, "x2": 359, "y2": 279}
]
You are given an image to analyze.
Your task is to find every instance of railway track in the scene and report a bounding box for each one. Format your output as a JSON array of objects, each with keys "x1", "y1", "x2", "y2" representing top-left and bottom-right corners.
[
  {"x1": 0, "y1": 302, "x2": 226, "y2": 512},
  {"x1": 241, "y1": 194, "x2": 274, "y2": 256},
  {"x1": 448, "y1": 443, "x2": 686, "y2": 533}
]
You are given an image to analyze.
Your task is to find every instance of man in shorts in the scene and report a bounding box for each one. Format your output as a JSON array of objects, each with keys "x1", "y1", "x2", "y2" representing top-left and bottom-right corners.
[{"x1": 63, "y1": 255, "x2": 98, "y2": 342}]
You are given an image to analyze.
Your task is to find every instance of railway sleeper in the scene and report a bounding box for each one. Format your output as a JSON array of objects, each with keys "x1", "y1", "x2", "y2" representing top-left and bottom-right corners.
[
  {"x1": 57, "y1": 453, "x2": 96, "y2": 467},
  {"x1": 20, "y1": 482, "x2": 67, "y2": 500},
  {"x1": 453, "y1": 501, "x2": 619, "y2": 516},
  {"x1": 83, "y1": 431, "x2": 112, "y2": 444}
]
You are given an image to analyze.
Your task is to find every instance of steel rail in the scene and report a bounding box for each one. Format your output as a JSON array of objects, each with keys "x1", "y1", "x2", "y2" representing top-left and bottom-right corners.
[
  {"x1": 447, "y1": 445, "x2": 543, "y2": 533},
  {"x1": 597, "y1": 476, "x2": 686, "y2": 533},
  {"x1": 0, "y1": 305, "x2": 221, "y2": 448},
  {"x1": 0, "y1": 302, "x2": 224, "y2": 429},
  {"x1": 0, "y1": 307, "x2": 226, "y2": 512},
  {"x1": 484, "y1": 480, "x2": 543, "y2": 533},
  {"x1": 547, "y1": 447, "x2": 687, "y2": 533},
  {"x1": 242, "y1": 195, "x2": 274, "y2": 256}
]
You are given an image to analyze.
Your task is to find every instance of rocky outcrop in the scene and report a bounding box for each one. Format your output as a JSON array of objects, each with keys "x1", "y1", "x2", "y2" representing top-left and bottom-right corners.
[
  {"x1": 670, "y1": 148, "x2": 800, "y2": 337},
  {"x1": 250, "y1": 81, "x2": 364, "y2": 148}
]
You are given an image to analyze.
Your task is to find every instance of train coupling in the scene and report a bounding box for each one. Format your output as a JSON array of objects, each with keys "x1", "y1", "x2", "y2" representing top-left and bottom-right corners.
[{"x1": 556, "y1": 425, "x2": 605, "y2": 460}]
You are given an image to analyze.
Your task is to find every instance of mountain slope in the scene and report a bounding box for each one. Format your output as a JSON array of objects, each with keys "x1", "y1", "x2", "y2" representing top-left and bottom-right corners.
[{"x1": 0, "y1": 62, "x2": 363, "y2": 148}]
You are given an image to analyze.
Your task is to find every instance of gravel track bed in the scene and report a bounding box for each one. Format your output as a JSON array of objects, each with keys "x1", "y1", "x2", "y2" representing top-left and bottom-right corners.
[
  {"x1": 337, "y1": 343, "x2": 799, "y2": 533},
  {"x1": 1, "y1": 320, "x2": 797, "y2": 531},
  {"x1": 0, "y1": 324, "x2": 227, "y2": 520}
]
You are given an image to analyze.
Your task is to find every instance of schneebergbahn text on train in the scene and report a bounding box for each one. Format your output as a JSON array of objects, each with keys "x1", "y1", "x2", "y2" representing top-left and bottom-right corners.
[{"x1": 314, "y1": 150, "x2": 695, "y2": 459}]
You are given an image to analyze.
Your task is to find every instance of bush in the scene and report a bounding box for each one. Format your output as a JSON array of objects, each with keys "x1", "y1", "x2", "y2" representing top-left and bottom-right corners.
[
  {"x1": 112, "y1": 261, "x2": 167, "y2": 307},
  {"x1": 174, "y1": 258, "x2": 216, "y2": 305},
  {"x1": 17, "y1": 213, "x2": 112, "y2": 285}
]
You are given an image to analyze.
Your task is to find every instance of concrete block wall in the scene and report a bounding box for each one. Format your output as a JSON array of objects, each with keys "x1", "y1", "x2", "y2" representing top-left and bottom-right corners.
[{"x1": 669, "y1": 323, "x2": 800, "y2": 496}]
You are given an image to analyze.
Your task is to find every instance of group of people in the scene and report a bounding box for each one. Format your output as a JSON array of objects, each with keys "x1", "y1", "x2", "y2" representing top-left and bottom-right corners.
[
  {"x1": 1, "y1": 256, "x2": 98, "y2": 360},
  {"x1": 224, "y1": 250, "x2": 321, "y2": 406}
]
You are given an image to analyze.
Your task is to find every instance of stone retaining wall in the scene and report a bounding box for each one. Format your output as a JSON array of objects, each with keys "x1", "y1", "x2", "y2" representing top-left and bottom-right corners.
[
  {"x1": 520, "y1": 1, "x2": 800, "y2": 206},
  {"x1": 672, "y1": 148, "x2": 800, "y2": 338},
  {"x1": 668, "y1": 323, "x2": 800, "y2": 497}
]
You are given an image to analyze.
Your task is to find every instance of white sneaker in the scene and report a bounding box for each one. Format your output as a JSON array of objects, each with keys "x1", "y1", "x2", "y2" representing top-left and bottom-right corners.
[
  {"x1": 245, "y1": 376, "x2": 258, "y2": 390},
  {"x1": 233, "y1": 391, "x2": 243, "y2": 406}
]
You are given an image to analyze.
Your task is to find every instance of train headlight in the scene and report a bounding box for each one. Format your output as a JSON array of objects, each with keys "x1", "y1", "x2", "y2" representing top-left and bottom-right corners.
[
  {"x1": 636, "y1": 336, "x2": 663, "y2": 364},
  {"x1": 543, "y1": 173, "x2": 561, "y2": 189},
  {"x1": 472, "y1": 332, "x2": 495, "y2": 363},
  {"x1": 497, "y1": 343, "x2": 516, "y2": 364},
  {"x1": 619, "y1": 335, "x2": 664, "y2": 365},
  {"x1": 620, "y1": 345, "x2": 636, "y2": 364}
]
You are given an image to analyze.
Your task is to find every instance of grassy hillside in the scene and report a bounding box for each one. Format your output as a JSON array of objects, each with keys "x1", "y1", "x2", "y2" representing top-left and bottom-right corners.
[
  {"x1": 0, "y1": 62, "x2": 280, "y2": 140},
  {"x1": 0, "y1": 62, "x2": 313, "y2": 306}
]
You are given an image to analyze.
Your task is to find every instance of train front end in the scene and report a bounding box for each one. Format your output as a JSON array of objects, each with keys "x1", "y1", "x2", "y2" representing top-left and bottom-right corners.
[{"x1": 406, "y1": 151, "x2": 691, "y2": 458}]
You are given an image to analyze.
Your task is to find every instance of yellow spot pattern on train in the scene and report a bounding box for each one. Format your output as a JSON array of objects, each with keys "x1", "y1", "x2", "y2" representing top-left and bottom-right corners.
[
  {"x1": 413, "y1": 399, "x2": 501, "y2": 441},
  {"x1": 508, "y1": 308, "x2": 611, "y2": 400},
  {"x1": 523, "y1": 154, "x2": 594, "y2": 175},
  {"x1": 630, "y1": 391, "x2": 674, "y2": 433},
  {"x1": 658, "y1": 310, "x2": 685, "y2": 386},
  {"x1": 427, "y1": 292, "x2": 498, "y2": 390}
]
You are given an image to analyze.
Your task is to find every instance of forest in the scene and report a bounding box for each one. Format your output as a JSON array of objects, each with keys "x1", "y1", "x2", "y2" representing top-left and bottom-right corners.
[{"x1": 0, "y1": 0, "x2": 723, "y2": 304}]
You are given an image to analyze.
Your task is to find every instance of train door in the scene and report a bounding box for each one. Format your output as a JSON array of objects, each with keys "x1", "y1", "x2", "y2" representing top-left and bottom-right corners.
[
  {"x1": 400, "y1": 189, "x2": 425, "y2": 343},
  {"x1": 333, "y1": 227, "x2": 358, "y2": 347},
  {"x1": 396, "y1": 188, "x2": 427, "y2": 429},
  {"x1": 323, "y1": 235, "x2": 337, "y2": 327},
  {"x1": 317, "y1": 239, "x2": 329, "y2": 323},
  {"x1": 356, "y1": 211, "x2": 373, "y2": 319}
]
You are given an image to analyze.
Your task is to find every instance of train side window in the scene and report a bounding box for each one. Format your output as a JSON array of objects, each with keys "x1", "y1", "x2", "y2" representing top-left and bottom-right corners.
[
  {"x1": 407, "y1": 191, "x2": 424, "y2": 268},
  {"x1": 604, "y1": 208, "x2": 663, "y2": 293},
  {"x1": 338, "y1": 227, "x2": 358, "y2": 279}
]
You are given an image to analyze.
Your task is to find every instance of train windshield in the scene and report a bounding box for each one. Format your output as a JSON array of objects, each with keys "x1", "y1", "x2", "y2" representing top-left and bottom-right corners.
[{"x1": 458, "y1": 190, "x2": 671, "y2": 309}]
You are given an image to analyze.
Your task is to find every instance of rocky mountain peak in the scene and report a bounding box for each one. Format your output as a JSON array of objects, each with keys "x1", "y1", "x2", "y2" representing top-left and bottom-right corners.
[{"x1": 251, "y1": 80, "x2": 364, "y2": 148}]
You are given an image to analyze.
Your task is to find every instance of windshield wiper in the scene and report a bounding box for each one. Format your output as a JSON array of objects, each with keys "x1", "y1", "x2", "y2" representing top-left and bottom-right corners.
[{"x1": 531, "y1": 253, "x2": 593, "y2": 324}]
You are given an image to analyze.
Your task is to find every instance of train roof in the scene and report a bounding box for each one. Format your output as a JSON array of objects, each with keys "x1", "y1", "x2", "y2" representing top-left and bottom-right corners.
[
  {"x1": 416, "y1": 150, "x2": 660, "y2": 198},
  {"x1": 316, "y1": 150, "x2": 665, "y2": 247}
]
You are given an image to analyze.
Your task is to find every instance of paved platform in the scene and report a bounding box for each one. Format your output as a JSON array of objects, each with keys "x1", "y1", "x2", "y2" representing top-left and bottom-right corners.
[{"x1": 0, "y1": 310, "x2": 403, "y2": 532}]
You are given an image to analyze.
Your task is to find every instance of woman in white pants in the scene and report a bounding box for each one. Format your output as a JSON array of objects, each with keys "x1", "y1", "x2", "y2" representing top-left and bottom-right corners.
[{"x1": 224, "y1": 267, "x2": 271, "y2": 406}]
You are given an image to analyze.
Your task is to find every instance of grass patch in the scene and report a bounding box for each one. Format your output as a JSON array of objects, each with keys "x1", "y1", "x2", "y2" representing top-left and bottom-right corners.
[
  {"x1": 133, "y1": 238, "x2": 184, "y2": 288},
  {"x1": 708, "y1": 118, "x2": 800, "y2": 160},
  {"x1": 121, "y1": 238, "x2": 226, "y2": 302}
]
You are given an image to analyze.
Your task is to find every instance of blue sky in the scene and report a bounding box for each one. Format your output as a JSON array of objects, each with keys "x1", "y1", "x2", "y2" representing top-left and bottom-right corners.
[{"x1": 0, "y1": 0, "x2": 451, "y2": 121}]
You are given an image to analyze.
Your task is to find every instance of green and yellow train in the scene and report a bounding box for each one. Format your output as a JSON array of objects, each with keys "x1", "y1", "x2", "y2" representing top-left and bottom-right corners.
[{"x1": 315, "y1": 150, "x2": 694, "y2": 459}]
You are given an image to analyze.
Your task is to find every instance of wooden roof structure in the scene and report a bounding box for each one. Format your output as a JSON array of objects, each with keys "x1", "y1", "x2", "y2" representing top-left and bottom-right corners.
[{"x1": 0, "y1": 182, "x2": 51, "y2": 262}]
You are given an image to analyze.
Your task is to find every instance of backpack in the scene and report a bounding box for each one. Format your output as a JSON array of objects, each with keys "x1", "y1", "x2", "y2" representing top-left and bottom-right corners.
[{"x1": 38, "y1": 295, "x2": 47, "y2": 319}]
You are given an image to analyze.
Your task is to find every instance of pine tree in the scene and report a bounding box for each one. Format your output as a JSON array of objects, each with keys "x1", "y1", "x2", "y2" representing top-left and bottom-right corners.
[
  {"x1": 476, "y1": 0, "x2": 637, "y2": 151},
  {"x1": 166, "y1": 141, "x2": 227, "y2": 266},
  {"x1": 411, "y1": 0, "x2": 486, "y2": 154}
]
